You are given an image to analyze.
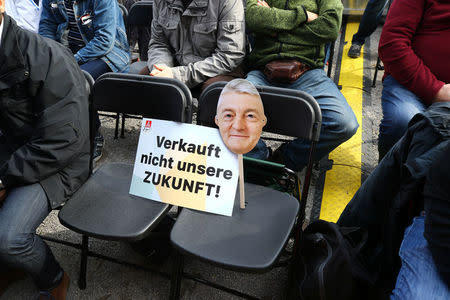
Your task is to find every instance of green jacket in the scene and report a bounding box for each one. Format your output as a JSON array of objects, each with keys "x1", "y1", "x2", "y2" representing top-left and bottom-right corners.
[{"x1": 246, "y1": 0, "x2": 343, "y2": 69}]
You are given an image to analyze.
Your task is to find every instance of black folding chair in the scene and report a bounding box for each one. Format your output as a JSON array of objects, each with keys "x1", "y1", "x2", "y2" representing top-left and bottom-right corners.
[
  {"x1": 128, "y1": 0, "x2": 153, "y2": 74},
  {"x1": 58, "y1": 73, "x2": 192, "y2": 289},
  {"x1": 169, "y1": 82, "x2": 322, "y2": 299}
]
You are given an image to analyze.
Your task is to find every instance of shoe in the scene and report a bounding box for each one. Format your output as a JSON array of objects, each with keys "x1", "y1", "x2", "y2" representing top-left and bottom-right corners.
[
  {"x1": 0, "y1": 268, "x2": 26, "y2": 297},
  {"x1": 38, "y1": 272, "x2": 70, "y2": 300},
  {"x1": 269, "y1": 143, "x2": 287, "y2": 165},
  {"x1": 93, "y1": 134, "x2": 104, "y2": 163},
  {"x1": 348, "y1": 43, "x2": 362, "y2": 58}
]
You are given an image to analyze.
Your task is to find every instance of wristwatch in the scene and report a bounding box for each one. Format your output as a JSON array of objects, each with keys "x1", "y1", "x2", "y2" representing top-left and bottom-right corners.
[{"x1": 0, "y1": 179, "x2": 4, "y2": 190}]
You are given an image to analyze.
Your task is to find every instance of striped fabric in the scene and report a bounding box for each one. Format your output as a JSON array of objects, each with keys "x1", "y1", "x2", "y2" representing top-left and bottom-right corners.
[{"x1": 64, "y1": 0, "x2": 85, "y2": 53}]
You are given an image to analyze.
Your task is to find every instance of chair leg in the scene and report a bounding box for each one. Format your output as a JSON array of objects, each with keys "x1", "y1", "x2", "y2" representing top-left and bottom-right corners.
[
  {"x1": 114, "y1": 113, "x2": 120, "y2": 139},
  {"x1": 372, "y1": 56, "x2": 381, "y2": 88},
  {"x1": 121, "y1": 113, "x2": 126, "y2": 138},
  {"x1": 169, "y1": 250, "x2": 184, "y2": 300},
  {"x1": 78, "y1": 235, "x2": 89, "y2": 290}
]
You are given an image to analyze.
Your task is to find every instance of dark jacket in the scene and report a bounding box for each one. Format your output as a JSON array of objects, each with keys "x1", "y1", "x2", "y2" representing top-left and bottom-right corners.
[
  {"x1": 338, "y1": 102, "x2": 450, "y2": 291},
  {"x1": 424, "y1": 142, "x2": 450, "y2": 288},
  {"x1": 0, "y1": 14, "x2": 90, "y2": 209}
]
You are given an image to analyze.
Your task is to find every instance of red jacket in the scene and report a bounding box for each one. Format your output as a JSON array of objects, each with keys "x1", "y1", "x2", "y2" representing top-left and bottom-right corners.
[{"x1": 379, "y1": 0, "x2": 450, "y2": 104}]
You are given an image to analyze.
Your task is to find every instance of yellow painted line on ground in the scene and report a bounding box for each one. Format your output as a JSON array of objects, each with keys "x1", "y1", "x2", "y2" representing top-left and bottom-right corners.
[{"x1": 320, "y1": 21, "x2": 364, "y2": 222}]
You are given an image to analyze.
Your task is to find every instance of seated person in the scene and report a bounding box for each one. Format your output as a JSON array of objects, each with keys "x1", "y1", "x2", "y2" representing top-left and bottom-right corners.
[
  {"x1": 141, "y1": 0, "x2": 246, "y2": 91},
  {"x1": 5, "y1": 0, "x2": 42, "y2": 32},
  {"x1": 338, "y1": 102, "x2": 450, "y2": 298},
  {"x1": 39, "y1": 0, "x2": 131, "y2": 161},
  {"x1": 378, "y1": 0, "x2": 450, "y2": 159},
  {"x1": 0, "y1": 5, "x2": 90, "y2": 300},
  {"x1": 245, "y1": 0, "x2": 358, "y2": 170}
]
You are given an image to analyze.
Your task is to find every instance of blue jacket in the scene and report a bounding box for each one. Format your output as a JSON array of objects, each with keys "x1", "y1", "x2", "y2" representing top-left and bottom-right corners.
[{"x1": 39, "y1": 0, "x2": 130, "y2": 73}]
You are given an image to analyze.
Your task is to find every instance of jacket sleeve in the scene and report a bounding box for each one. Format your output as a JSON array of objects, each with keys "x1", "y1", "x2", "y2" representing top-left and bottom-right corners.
[
  {"x1": 146, "y1": 0, "x2": 177, "y2": 69},
  {"x1": 0, "y1": 42, "x2": 89, "y2": 188},
  {"x1": 289, "y1": 0, "x2": 342, "y2": 45},
  {"x1": 246, "y1": 0, "x2": 307, "y2": 33},
  {"x1": 378, "y1": 0, "x2": 444, "y2": 104},
  {"x1": 74, "y1": 0, "x2": 121, "y2": 64},
  {"x1": 38, "y1": 0, "x2": 58, "y2": 40},
  {"x1": 246, "y1": 0, "x2": 342, "y2": 45},
  {"x1": 170, "y1": 0, "x2": 246, "y2": 88}
]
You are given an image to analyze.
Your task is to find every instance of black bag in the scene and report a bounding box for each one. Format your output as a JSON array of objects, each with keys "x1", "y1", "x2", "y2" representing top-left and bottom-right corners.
[{"x1": 294, "y1": 220, "x2": 375, "y2": 300}]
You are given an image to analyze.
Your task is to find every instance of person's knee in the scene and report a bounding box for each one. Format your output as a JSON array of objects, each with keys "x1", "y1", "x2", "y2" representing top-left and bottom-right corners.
[
  {"x1": 327, "y1": 110, "x2": 359, "y2": 142},
  {"x1": 341, "y1": 113, "x2": 359, "y2": 140},
  {"x1": 0, "y1": 231, "x2": 34, "y2": 259}
]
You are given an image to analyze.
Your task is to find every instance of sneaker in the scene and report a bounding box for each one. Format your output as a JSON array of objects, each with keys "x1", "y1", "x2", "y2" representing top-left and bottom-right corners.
[
  {"x1": 93, "y1": 134, "x2": 104, "y2": 163},
  {"x1": 348, "y1": 43, "x2": 362, "y2": 58},
  {"x1": 269, "y1": 143, "x2": 287, "y2": 165},
  {"x1": 38, "y1": 272, "x2": 70, "y2": 300},
  {"x1": 0, "y1": 268, "x2": 26, "y2": 297}
]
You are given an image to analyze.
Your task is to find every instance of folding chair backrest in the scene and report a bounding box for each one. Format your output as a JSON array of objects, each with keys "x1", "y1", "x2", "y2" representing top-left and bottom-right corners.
[
  {"x1": 81, "y1": 70, "x2": 95, "y2": 94},
  {"x1": 197, "y1": 81, "x2": 321, "y2": 142},
  {"x1": 92, "y1": 73, "x2": 192, "y2": 123},
  {"x1": 128, "y1": 1, "x2": 153, "y2": 26},
  {"x1": 197, "y1": 81, "x2": 321, "y2": 224}
]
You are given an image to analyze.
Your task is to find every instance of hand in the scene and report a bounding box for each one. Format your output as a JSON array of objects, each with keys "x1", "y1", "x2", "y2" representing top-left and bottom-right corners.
[
  {"x1": 434, "y1": 84, "x2": 450, "y2": 102},
  {"x1": 257, "y1": 0, "x2": 270, "y2": 7},
  {"x1": 150, "y1": 64, "x2": 173, "y2": 78},
  {"x1": 306, "y1": 11, "x2": 318, "y2": 22},
  {"x1": 0, "y1": 189, "x2": 7, "y2": 206}
]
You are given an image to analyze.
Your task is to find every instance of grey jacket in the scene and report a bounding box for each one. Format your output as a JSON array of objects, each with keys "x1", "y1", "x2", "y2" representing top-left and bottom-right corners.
[{"x1": 147, "y1": 0, "x2": 246, "y2": 88}]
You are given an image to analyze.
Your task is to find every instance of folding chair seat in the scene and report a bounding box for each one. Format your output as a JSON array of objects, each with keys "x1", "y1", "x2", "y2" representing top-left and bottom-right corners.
[
  {"x1": 58, "y1": 73, "x2": 192, "y2": 289},
  {"x1": 169, "y1": 82, "x2": 322, "y2": 299}
]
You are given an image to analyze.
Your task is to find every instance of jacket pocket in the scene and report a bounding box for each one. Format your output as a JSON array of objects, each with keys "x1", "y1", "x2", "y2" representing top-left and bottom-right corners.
[
  {"x1": 193, "y1": 22, "x2": 217, "y2": 57},
  {"x1": 49, "y1": 1, "x2": 66, "y2": 23},
  {"x1": 219, "y1": 21, "x2": 243, "y2": 51}
]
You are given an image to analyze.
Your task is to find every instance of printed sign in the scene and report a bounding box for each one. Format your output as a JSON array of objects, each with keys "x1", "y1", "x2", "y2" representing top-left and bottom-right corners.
[{"x1": 129, "y1": 118, "x2": 239, "y2": 216}]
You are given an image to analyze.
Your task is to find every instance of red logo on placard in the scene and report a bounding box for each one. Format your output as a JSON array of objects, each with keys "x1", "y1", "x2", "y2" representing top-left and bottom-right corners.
[{"x1": 143, "y1": 120, "x2": 152, "y2": 131}]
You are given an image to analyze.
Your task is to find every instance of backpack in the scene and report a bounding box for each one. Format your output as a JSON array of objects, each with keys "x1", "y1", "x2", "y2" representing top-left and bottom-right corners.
[{"x1": 294, "y1": 220, "x2": 376, "y2": 300}]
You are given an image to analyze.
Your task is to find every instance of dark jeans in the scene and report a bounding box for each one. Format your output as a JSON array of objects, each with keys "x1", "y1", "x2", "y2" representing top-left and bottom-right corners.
[
  {"x1": 0, "y1": 184, "x2": 62, "y2": 290},
  {"x1": 352, "y1": 0, "x2": 390, "y2": 45},
  {"x1": 80, "y1": 59, "x2": 112, "y2": 134}
]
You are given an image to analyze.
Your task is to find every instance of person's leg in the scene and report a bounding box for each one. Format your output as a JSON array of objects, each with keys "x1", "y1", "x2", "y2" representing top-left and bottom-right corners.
[
  {"x1": 378, "y1": 75, "x2": 427, "y2": 159},
  {"x1": 348, "y1": 0, "x2": 389, "y2": 58},
  {"x1": 284, "y1": 69, "x2": 358, "y2": 171},
  {"x1": 79, "y1": 59, "x2": 112, "y2": 81},
  {"x1": 247, "y1": 69, "x2": 358, "y2": 170},
  {"x1": 391, "y1": 216, "x2": 450, "y2": 300},
  {"x1": 0, "y1": 184, "x2": 63, "y2": 290},
  {"x1": 352, "y1": 0, "x2": 389, "y2": 45}
]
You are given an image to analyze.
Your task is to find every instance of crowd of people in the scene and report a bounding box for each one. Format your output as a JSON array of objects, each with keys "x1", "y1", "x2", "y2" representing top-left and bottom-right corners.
[{"x1": 0, "y1": 0, "x2": 449, "y2": 299}]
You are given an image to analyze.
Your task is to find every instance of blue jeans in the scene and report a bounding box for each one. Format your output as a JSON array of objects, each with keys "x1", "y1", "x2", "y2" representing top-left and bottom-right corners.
[
  {"x1": 352, "y1": 0, "x2": 390, "y2": 45},
  {"x1": 379, "y1": 75, "x2": 427, "y2": 159},
  {"x1": 0, "y1": 184, "x2": 63, "y2": 290},
  {"x1": 80, "y1": 59, "x2": 112, "y2": 133},
  {"x1": 391, "y1": 216, "x2": 450, "y2": 299},
  {"x1": 246, "y1": 69, "x2": 359, "y2": 171}
]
